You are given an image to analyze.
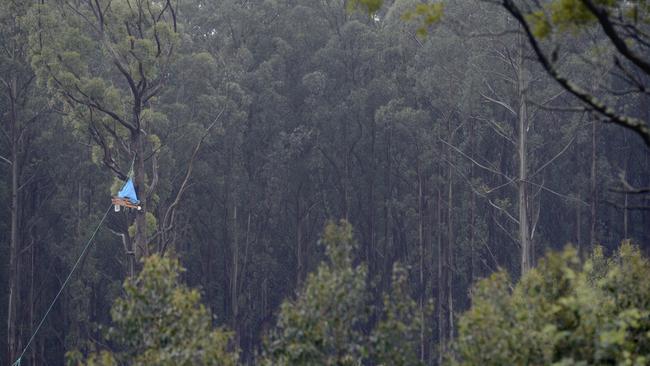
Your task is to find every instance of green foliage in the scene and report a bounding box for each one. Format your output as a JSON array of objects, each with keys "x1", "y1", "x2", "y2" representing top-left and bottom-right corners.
[
  {"x1": 528, "y1": 0, "x2": 625, "y2": 38},
  {"x1": 401, "y1": 3, "x2": 445, "y2": 37},
  {"x1": 67, "y1": 350, "x2": 117, "y2": 366},
  {"x1": 348, "y1": 0, "x2": 384, "y2": 14},
  {"x1": 128, "y1": 212, "x2": 157, "y2": 239},
  {"x1": 68, "y1": 255, "x2": 238, "y2": 366},
  {"x1": 451, "y1": 243, "x2": 650, "y2": 365},
  {"x1": 5, "y1": 0, "x2": 649, "y2": 363},
  {"x1": 24, "y1": 0, "x2": 179, "y2": 178},
  {"x1": 370, "y1": 263, "x2": 432, "y2": 366},
  {"x1": 349, "y1": 0, "x2": 444, "y2": 36},
  {"x1": 262, "y1": 220, "x2": 369, "y2": 366},
  {"x1": 262, "y1": 221, "x2": 430, "y2": 365}
]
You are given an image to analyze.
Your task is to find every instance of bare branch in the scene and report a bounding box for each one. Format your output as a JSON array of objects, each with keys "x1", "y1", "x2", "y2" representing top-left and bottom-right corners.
[
  {"x1": 610, "y1": 172, "x2": 650, "y2": 194},
  {"x1": 440, "y1": 137, "x2": 514, "y2": 180},
  {"x1": 146, "y1": 151, "x2": 159, "y2": 197},
  {"x1": 160, "y1": 107, "x2": 225, "y2": 254},
  {"x1": 472, "y1": 115, "x2": 516, "y2": 145},
  {"x1": 501, "y1": 0, "x2": 650, "y2": 145},
  {"x1": 581, "y1": 0, "x2": 650, "y2": 75},
  {"x1": 480, "y1": 91, "x2": 517, "y2": 116},
  {"x1": 441, "y1": 154, "x2": 519, "y2": 224},
  {"x1": 530, "y1": 135, "x2": 575, "y2": 178},
  {"x1": 603, "y1": 200, "x2": 650, "y2": 210},
  {"x1": 493, "y1": 215, "x2": 520, "y2": 246},
  {"x1": 523, "y1": 179, "x2": 589, "y2": 206}
]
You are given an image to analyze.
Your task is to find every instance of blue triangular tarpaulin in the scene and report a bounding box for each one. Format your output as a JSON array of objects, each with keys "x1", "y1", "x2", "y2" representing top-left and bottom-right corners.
[{"x1": 117, "y1": 178, "x2": 139, "y2": 204}]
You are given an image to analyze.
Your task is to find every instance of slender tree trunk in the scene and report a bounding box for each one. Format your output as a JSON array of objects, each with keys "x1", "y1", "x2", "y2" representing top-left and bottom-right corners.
[
  {"x1": 469, "y1": 121, "x2": 476, "y2": 282},
  {"x1": 590, "y1": 118, "x2": 597, "y2": 248},
  {"x1": 446, "y1": 152, "x2": 454, "y2": 342},
  {"x1": 369, "y1": 116, "x2": 377, "y2": 276},
  {"x1": 231, "y1": 205, "x2": 240, "y2": 346},
  {"x1": 577, "y1": 197, "x2": 583, "y2": 259},
  {"x1": 517, "y1": 35, "x2": 531, "y2": 275},
  {"x1": 206, "y1": 226, "x2": 215, "y2": 322},
  {"x1": 383, "y1": 127, "x2": 392, "y2": 293},
  {"x1": 8, "y1": 75, "x2": 21, "y2": 366},
  {"x1": 436, "y1": 186, "x2": 445, "y2": 366},
  {"x1": 222, "y1": 145, "x2": 233, "y2": 324},
  {"x1": 427, "y1": 189, "x2": 435, "y2": 366},
  {"x1": 623, "y1": 151, "x2": 629, "y2": 239},
  {"x1": 132, "y1": 130, "x2": 147, "y2": 275},
  {"x1": 418, "y1": 171, "x2": 425, "y2": 362},
  {"x1": 77, "y1": 183, "x2": 82, "y2": 238},
  {"x1": 623, "y1": 193, "x2": 629, "y2": 239},
  {"x1": 29, "y1": 233, "x2": 35, "y2": 365},
  {"x1": 296, "y1": 192, "x2": 303, "y2": 285}
]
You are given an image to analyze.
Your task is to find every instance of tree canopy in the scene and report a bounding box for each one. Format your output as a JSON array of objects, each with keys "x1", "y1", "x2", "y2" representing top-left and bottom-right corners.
[
  {"x1": 452, "y1": 243, "x2": 650, "y2": 365},
  {"x1": 262, "y1": 220, "x2": 428, "y2": 366},
  {"x1": 1, "y1": 0, "x2": 648, "y2": 365},
  {"x1": 67, "y1": 254, "x2": 238, "y2": 366}
]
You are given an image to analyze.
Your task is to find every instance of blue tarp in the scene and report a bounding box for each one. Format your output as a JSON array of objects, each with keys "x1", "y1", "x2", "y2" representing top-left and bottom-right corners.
[{"x1": 117, "y1": 178, "x2": 139, "y2": 204}]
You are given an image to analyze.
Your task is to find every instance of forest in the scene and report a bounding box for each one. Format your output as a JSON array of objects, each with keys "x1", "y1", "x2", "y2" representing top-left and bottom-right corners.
[{"x1": 1, "y1": 0, "x2": 649, "y2": 365}]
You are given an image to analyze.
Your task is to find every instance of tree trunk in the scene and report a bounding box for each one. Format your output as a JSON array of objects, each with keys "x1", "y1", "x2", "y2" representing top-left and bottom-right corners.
[
  {"x1": 623, "y1": 193, "x2": 630, "y2": 239},
  {"x1": 296, "y1": 192, "x2": 303, "y2": 285},
  {"x1": 383, "y1": 126, "x2": 392, "y2": 293},
  {"x1": 369, "y1": 115, "x2": 377, "y2": 277},
  {"x1": 231, "y1": 205, "x2": 240, "y2": 347},
  {"x1": 132, "y1": 130, "x2": 147, "y2": 276},
  {"x1": 623, "y1": 150, "x2": 629, "y2": 239},
  {"x1": 518, "y1": 35, "x2": 531, "y2": 275},
  {"x1": 222, "y1": 144, "x2": 233, "y2": 327},
  {"x1": 590, "y1": 118, "x2": 597, "y2": 248},
  {"x1": 469, "y1": 121, "x2": 476, "y2": 282},
  {"x1": 206, "y1": 224, "x2": 215, "y2": 322},
  {"x1": 446, "y1": 151, "x2": 454, "y2": 342},
  {"x1": 8, "y1": 74, "x2": 21, "y2": 366},
  {"x1": 418, "y1": 170, "x2": 425, "y2": 362},
  {"x1": 29, "y1": 233, "x2": 35, "y2": 365},
  {"x1": 436, "y1": 186, "x2": 445, "y2": 366},
  {"x1": 577, "y1": 197, "x2": 583, "y2": 259}
]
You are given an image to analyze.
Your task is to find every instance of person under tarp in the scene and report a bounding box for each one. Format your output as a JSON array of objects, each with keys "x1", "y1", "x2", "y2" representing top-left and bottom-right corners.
[{"x1": 112, "y1": 178, "x2": 142, "y2": 212}]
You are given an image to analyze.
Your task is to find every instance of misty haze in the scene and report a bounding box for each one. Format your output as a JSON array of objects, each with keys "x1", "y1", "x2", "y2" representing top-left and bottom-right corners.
[{"x1": 1, "y1": 0, "x2": 649, "y2": 365}]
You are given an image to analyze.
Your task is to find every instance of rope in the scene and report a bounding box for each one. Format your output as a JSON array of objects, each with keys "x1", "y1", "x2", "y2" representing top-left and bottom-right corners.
[
  {"x1": 13, "y1": 204, "x2": 113, "y2": 366},
  {"x1": 127, "y1": 156, "x2": 136, "y2": 179}
]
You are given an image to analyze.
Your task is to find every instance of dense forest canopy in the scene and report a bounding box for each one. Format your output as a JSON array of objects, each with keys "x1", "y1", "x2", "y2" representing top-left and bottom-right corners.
[{"x1": 1, "y1": 0, "x2": 648, "y2": 365}]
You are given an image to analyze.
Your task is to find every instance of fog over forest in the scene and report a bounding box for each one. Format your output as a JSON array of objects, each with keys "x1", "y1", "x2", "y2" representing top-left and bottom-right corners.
[{"x1": 1, "y1": 0, "x2": 649, "y2": 365}]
